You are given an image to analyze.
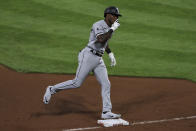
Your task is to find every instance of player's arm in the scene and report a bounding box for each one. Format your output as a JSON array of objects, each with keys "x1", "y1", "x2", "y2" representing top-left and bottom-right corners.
[
  {"x1": 96, "y1": 29, "x2": 113, "y2": 45},
  {"x1": 96, "y1": 19, "x2": 120, "y2": 45},
  {"x1": 106, "y1": 44, "x2": 116, "y2": 67},
  {"x1": 105, "y1": 44, "x2": 112, "y2": 54}
]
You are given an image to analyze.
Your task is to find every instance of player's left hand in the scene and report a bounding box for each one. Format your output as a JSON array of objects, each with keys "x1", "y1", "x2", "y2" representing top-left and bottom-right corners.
[{"x1": 108, "y1": 52, "x2": 116, "y2": 67}]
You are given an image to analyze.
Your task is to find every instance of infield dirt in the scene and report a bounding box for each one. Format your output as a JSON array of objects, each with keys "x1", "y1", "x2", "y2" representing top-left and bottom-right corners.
[{"x1": 0, "y1": 65, "x2": 196, "y2": 131}]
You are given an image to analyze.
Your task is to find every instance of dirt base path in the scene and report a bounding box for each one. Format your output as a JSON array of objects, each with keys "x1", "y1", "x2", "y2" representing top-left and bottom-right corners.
[{"x1": 0, "y1": 65, "x2": 196, "y2": 131}]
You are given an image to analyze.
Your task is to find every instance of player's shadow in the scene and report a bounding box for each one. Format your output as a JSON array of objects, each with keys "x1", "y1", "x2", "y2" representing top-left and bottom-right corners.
[{"x1": 31, "y1": 96, "x2": 99, "y2": 119}]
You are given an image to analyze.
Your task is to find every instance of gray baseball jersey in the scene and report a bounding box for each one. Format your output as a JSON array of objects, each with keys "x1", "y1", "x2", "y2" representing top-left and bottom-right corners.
[
  {"x1": 88, "y1": 20, "x2": 112, "y2": 53},
  {"x1": 50, "y1": 19, "x2": 113, "y2": 113}
]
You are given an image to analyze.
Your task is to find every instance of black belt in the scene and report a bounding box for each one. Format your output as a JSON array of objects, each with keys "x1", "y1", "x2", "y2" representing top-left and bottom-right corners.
[
  {"x1": 90, "y1": 50, "x2": 103, "y2": 57},
  {"x1": 87, "y1": 46, "x2": 103, "y2": 57}
]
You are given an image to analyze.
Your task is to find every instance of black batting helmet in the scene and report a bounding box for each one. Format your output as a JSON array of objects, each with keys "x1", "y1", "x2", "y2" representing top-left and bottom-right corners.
[{"x1": 104, "y1": 6, "x2": 122, "y2": 17}]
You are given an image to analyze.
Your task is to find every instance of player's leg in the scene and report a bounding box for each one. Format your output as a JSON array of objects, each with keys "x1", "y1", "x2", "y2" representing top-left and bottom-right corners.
[
  {"x1": 94, "y1": 58, "x2": 121, "y2": 119},
  {"x1": 43, "y1": 48, "x2": 99, "y2": 104},
  {"x1": 43, "y1": 49, "x2": 90, "y2": 104},
  {"x1": 51, "y1": 51, "x2": 89, "y2": 93},
  {"x1": 94, "y1": 59, "x2": 112, "y2": 112}
]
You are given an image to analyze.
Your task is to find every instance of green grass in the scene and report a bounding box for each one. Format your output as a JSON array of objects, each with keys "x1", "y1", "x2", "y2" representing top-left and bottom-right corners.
[{"x1": 0, "y1": 0, "x2": 196, "y2": 82}]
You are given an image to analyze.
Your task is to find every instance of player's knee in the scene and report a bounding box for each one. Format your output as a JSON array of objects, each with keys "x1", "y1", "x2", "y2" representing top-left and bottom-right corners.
[
  {"x1": 73, "y1": 79, "x2": 83, "y2": 88},
  {"x1": 73, "y1": 82, "x2": 81, "y2": 88},
  {"x1": 102, "y1": 81, "x2": 111, "y2": 88}
]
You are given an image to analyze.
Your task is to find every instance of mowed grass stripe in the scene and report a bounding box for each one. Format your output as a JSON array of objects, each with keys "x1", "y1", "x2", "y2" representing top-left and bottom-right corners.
[
  {"x1": 147, "y1": 0, "x2": 196, "y2": 10},
  {"x1": 2, "y1": 8, "x2": 196, "y2": 48},
  {"x1": 0, "y1": 24, "x2": 84, "y2": 56},
  {"x1": 121, "y1": 10, "x2": 196, "y2": 32},
  {"x1": 2, "y1": 0, "x2": 195, "y2": 44},
  {"x1": 104, "y1": 46, "x2": 195, "y2": 80},
  {"x1": 110, "y1": 22, "x2": 196, "y2": 55},
  {"x1": 93, "y1": 0, "x2": 196, "y2": 21},
  {"x1": 91, "y1": 0, "x2": 196, "y2": 33},
  {"x1": 3, "y1": 0, "x2": 194, "y2": 56},
  {"x1": 32, "y1": 0, "x2": 105, "y2": 17},
  {"x1": 4, "y1": 24, "x2": 194, "y2": 76},
  {"x1": 0, "y1": 25, "x2": 78, "y2": 73},
  {"x1": 115, "y1": 44, "x2": 196, "y2": 64},
  {"x1": 0, "y1": 0, "x2": 100, "y2": 28},
  {"x1": 0, "y1": 46, "x2": 77, "y2": 73},
  {"x1": 0, "y1": 9, "x2": 90, "y2": 40},
  {"x1": 32, "y1": 0, "x2": 196, "y2": 32}
]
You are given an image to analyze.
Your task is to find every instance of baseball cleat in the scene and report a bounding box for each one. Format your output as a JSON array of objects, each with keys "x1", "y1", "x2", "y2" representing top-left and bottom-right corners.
[
  {"x1": 101, "y1": 111, "x2": 121, "y2": 119},
  {"x1": 43, "y1": 86, "x2": 53, "y2": 104}
]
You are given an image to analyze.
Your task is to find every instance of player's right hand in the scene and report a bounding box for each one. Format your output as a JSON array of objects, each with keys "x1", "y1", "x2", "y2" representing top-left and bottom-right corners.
[{"x1": 111, "y1": 19, "x2": 120, "y2": 31}]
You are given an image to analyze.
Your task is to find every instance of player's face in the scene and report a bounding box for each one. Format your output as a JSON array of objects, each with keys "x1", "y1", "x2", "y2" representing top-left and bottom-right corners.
[
  {"x1": 105, "y1": 14, "x2": 119, "y2": 26},
  {"x1": 110, "y1": 14, "x2": 118, "y2": 24}
]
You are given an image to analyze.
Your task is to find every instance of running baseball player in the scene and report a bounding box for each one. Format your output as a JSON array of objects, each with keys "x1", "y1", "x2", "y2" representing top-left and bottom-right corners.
[{"x1": 43, "y1": 6, "x2": 122, "y2": 119}]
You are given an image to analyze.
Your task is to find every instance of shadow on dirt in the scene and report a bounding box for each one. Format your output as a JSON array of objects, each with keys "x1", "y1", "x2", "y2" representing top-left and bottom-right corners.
[
  {"x1": 31, "y1": 96, "x2": 98, "y2": 119},
  {"x1": 116, "y1": 92, "x2": 168, "y2": 115}
]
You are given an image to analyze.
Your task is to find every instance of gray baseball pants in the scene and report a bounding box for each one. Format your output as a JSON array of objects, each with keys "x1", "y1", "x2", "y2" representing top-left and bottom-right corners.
[{"x1": 50, "y1": 47, "x2": 112, "y2": 112}]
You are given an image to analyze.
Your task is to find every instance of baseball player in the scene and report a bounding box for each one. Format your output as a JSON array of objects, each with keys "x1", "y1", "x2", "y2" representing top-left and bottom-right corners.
[{"x1": 43, "y1": 6, "x2": 122, "y2": 119}]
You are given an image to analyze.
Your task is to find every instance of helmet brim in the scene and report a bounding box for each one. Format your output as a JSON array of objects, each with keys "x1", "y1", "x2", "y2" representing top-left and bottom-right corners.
[
  {"x1": 104, "y1": 13, "x2": 122, "y2": 17},
  {"x1": 112, "y1": 13, "x2": 122, "y2": 17}
]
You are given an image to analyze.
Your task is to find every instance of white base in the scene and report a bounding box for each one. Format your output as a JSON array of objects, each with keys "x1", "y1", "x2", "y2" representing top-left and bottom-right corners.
[{"x1": 97, "y1": 118, "x2": 129, "y2": 127}]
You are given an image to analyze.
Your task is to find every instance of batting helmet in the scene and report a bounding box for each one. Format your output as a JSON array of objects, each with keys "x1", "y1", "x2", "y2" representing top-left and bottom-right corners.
[{"x1": 104, "y1": 6, "x2": 122, "y2": 17}]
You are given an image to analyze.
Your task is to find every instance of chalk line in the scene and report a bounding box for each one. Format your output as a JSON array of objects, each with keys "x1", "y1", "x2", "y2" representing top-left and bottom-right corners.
[
  {"x1": 62, "y1": 115, "x2": 196, "y2": 131},
  {"x1": 62, "y1": 126, "x2": 101, "y2": 131}
]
